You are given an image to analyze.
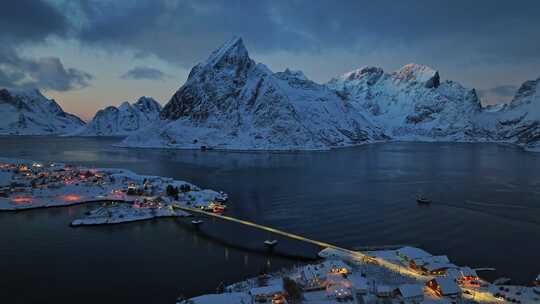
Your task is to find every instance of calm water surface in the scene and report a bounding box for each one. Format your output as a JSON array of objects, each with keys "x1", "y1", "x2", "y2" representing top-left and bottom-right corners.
[{"x1": 1, "y1": 136, "x2": 539, "y2": 303}]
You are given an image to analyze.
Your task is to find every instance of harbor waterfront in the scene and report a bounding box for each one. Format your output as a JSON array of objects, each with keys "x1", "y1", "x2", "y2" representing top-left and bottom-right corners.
[{"x1": 1, "y1": 136, "x2": 540, "y2": 303}]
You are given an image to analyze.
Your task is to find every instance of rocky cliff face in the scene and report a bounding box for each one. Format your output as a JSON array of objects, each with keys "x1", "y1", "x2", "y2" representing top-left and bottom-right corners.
[
  {"x1": 72, "y1": 96, "x2": 161, "y2": 136},
  {"x1": 327, "y1": 64, "x2": 483, "y2": 141},
  {"x1": 0, "y1": 89, "x2": 85, "y2": 135},
  {"x1": 124, "y1": 37, "x2": 385, "y2": 150}
]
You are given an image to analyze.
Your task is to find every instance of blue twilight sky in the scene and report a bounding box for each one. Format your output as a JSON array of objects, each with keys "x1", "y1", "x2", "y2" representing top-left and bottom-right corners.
[{"x1": 1, "y1": 0, "x2": 540, "y2": 120}]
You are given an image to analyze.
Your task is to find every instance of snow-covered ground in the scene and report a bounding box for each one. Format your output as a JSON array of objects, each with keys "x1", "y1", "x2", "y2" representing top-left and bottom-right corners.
[
  {"x1": 184, "y1": 247, "x2": 538, "y2": 304},
  {"x1": 0, "y1": 158, "x2": 225, "y2": 226},
  {"x1": 70, "y1": 202, "x2": 189, "y2": 226}
]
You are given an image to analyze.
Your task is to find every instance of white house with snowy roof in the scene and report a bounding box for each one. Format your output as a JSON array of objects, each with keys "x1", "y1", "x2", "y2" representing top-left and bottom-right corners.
[
  {"x1": 396, "y1": 247, "x2": 431, "y2": 261},
  {"x1": 396, "y1": 284, "x2": 425, "y2": 303},
  {"x1": 427, "y1": 277, "x2": 461, "y2": 298}
]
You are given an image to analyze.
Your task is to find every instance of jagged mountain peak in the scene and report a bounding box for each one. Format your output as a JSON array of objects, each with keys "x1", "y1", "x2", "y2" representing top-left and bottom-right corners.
[
  {"x1": 134, "y1": 96, "x2": 161, "y2": 113},
  {"x1": 274, "y1": 68, "x2": 309, "y2": 82},
  {"x1": 511, "y1": 77, "x2": 539, "y2": 105},
  {"x1": 283, "y1": 68, "x2": 307, "y2": 79},
  {"x1": 71, "y1": 96, "x2": 161, "y2": 136},
  {"x1": 328, "y1": 66, "x2": 385, "y2": 88},
  {"x1": 161, "y1": 37, "x2": 261, "y2": 120},
  {"x1": 123, "y1": 38, "x2": 540, "y2": 152},
  {"x1": 204, "y1": 36, "x2": 251, "y2": 69},
  {"x1": 118, "y1": 101, "x2": 131, "y2": 110},
  {"x1": 129, "y1": 37, "x2": 385, "y2": 150},
  {"x1": 392, "y1": 63, "x2": 440, "y2": 88},
  {"x1": 343, "y1": 66, "x2": 384, "y2": 81}
]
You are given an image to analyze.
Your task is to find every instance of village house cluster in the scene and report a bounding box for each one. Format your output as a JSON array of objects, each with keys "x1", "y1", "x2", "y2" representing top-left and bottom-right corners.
[
  {"x1": 0, "y1": 159, "x2": 226, "y2": 226},
  {"x1": 186, "y1": 246, "x2": 540, "y2": 304},
  {"x1": 0, "y1": 161, "x2": 110, "y2": 204}
]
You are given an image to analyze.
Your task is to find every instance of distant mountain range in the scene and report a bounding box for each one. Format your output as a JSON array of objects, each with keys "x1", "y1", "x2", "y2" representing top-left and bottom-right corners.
[
  {"x1": 2, "y1": 37, "x2": 539, "y2": 152},
  {"x1": 122, "y1": 37, "x2": 540, "y2": 152},
  {"x1": 70, "y1": 97, "x2": 161, "y2": 136}
]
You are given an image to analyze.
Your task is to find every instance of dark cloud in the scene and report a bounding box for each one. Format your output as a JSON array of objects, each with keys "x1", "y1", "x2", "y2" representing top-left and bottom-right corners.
[
  {"x1": 0, "y1": 0, "x2": 92, "y2": 92},
  {"x1": 74, "y1": 1, "x2": 309, "y2": 66},
  {"x1": 70, "y1": 0, "x2": 540, "y2": 67},
  {"x1": 0, "y1": 49, "x2": 93, "y2": 91},
  {"x1": 121, "y1": 66, "x2": 169, "y2": 81},
  {"x1": 2, "y1": 0, "x2": 540, "y2": 93},
  {"x1": 26, "y1": 57, "x2": 93, "y2": 91},
  {"x1": 0, "y1": 0, "x2": 68, "y2": 44}
]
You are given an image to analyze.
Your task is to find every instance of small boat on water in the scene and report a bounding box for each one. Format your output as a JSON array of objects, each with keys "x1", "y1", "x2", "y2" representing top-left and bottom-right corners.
[
  {"x1": 264, "y1": 239, "x2": 278, "y2": 248},
  {"x1": 416, "y1": 196, "x2": 432, "y2": 205},
  {"x1": 191, "y1": 219, "x2": 203, "y2": 226}
]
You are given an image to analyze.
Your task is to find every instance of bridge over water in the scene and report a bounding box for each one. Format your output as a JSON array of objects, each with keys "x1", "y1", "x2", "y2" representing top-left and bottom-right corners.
[
  {"x1": 172, "y1": 205, "x2": 423, "y2": 279},
  {"x1": 172, "y1": 205, "x2": 502, "y2": 303}
]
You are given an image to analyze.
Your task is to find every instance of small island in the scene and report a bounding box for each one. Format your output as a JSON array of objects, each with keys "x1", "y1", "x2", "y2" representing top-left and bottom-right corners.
[{"x1": 0, "y1": 158, "x2": 227, "y2": 226}]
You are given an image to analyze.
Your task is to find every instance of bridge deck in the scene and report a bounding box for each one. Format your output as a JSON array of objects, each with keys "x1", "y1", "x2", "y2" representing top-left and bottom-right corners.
[{"x1": 173, "y1": 205, "x2": 367, "y2": 259}]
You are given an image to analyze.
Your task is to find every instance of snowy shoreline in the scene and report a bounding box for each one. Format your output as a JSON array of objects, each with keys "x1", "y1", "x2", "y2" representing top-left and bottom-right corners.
[
  {"x1": 0, "y1": 158, "x2": 225, "y2": 226},
  {"x1": 70, "y1": 208, "x2": 190, "y2": 227},
  {"x1": 117, "y1": 138, "x2": 534, "y2": 154},
  {"x1": 184, "y1": 247, "x2": 540, "y2": 304}
]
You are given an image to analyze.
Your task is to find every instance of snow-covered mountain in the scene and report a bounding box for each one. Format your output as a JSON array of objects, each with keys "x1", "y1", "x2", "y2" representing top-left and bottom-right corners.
[
  {"x1": 122, "y1": 37, "x2": 385, "y2": 150},
  {"x1": 72, "y1": 97, "x2": 161, "y2": 136},
  {"x1": 0, "y1": 89, "x2": 85, "y2": 135},
  {"x1": 327, "y1": 64, "x2": 483, "y2": 141},
  {"x1": 477, "y1": 77, "x2": 540, "y2": 151},
  {"x1": 120, "y1": 37, "x2": 540, "y2": 152}
]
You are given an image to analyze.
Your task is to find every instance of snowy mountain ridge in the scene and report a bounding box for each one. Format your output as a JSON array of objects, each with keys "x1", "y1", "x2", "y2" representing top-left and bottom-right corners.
[
  {"x1": 124, "y1": 37, "x2": 386, "y2": 150},
  {"x1": 71, "y1": 96, "x2": 161, "y2": 136},
  {"x1": 0, "y1": 88, "x2": 85, "y2": 135},
  {"x1": 119, "y1": 37, "x2": 540, "y2": 151},
  {"x1": 327, "y1": 63, "x2": 482, "y2": 141},
  {"x1": 477, "y1": 77, "x2": 540, "y2": 151}
]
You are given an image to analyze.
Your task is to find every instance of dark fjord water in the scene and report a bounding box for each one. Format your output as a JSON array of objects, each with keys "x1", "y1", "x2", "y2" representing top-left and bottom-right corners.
[{"x1": 1, "y1": 136, "x2": 539, "y2": 303}]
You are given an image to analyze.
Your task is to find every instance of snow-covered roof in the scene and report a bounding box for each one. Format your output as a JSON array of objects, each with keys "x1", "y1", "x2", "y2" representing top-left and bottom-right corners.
[
  {"x1": 397, "y1": 246, "x2": 431, "y2": 260},
  {"x1": 536, "y1": 273, "x2": 540, "y2": 281},
  {"x1": 376, "y1": 285, "x2": 392, "y2": 293},
  {"x1": 398, "y1": 284, "x2": 424, "y2": 298},
  {"x1": 460, "y1": 267, "x2": 478, "y2": 278},
  {"x1": 423, "y1": 262, "x2": 457, "y2": 272},
  {"x1": 433, "y1": 277, "x2": 460, "y2": 295},
  {"x1": 348, "y1": 274, "x2": 368, "y2": 290},
  {"x1": 413, "y1": 255, "x2": 450, "y2": 266},
  {"x1": 249, "y1": 283, "x2": 283, "y2": 296},
  {"x1": 444, "y1": 268, "x2": 461, "y2": 280},
  {"x1": 325, "y1": 260, "x2": 351, "y2": 271},
  {"x1": 301, "y1": 263, "x2": 327, "y2": 281},
  {"x1": 326, "y1": 273, "x2": 347, "y2": 285}
]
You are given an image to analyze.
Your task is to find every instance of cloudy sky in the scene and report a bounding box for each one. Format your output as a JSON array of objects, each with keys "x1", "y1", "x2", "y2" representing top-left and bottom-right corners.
[{"x1": 1, "y1": 0, "x2": 540, "y2": 120}]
